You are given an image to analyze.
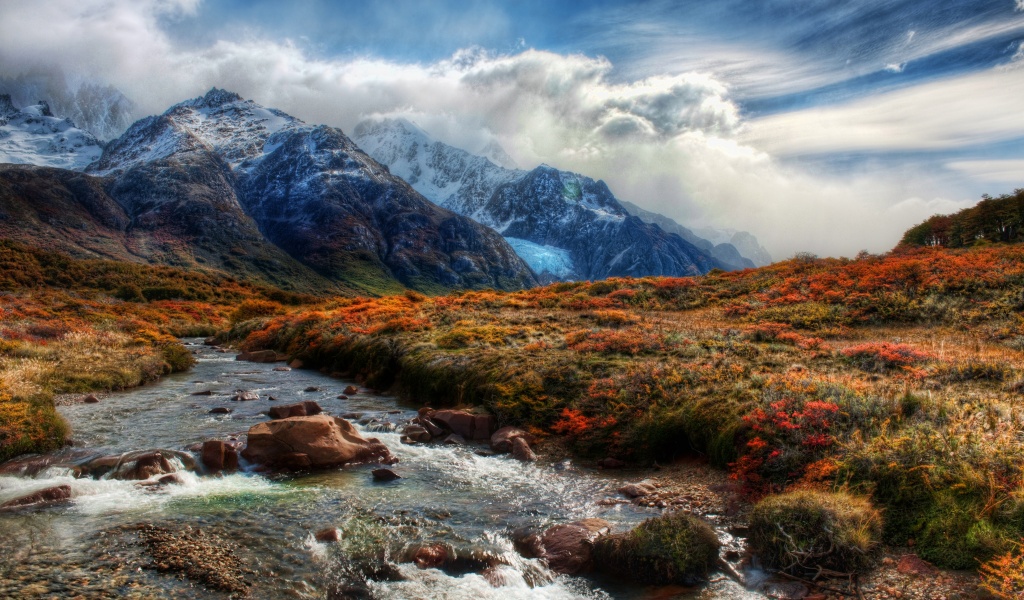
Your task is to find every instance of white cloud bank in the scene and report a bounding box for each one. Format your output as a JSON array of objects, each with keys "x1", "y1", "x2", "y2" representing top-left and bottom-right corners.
[{"x1": 0, "y1": 0, "x2": 1010, "y2": 258}]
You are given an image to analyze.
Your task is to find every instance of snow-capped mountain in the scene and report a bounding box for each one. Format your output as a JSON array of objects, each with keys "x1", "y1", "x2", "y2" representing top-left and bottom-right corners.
[
  {"x1": 0, "y1": 71, "x2": 136, "y2": 141},
  {"x1": 84, "y1": 89, "x2": 536, "y2": 293},
  {"x1": 0, "y1": 95, "x2": 103, "y2": 170},
  {"x1": 354, "y1": 118, "x2": 720, "y2": 280}
]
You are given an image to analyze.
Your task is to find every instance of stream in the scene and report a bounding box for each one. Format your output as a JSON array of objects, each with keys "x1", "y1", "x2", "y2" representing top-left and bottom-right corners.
[{"x1": 0, "y1": 339, "x2": 759, "y2": 599}]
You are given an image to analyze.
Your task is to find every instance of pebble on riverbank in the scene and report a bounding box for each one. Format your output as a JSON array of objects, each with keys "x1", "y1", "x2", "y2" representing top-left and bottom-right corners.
[{"x1": 136, "y1": 524, "x2": 253, "y2": 595}]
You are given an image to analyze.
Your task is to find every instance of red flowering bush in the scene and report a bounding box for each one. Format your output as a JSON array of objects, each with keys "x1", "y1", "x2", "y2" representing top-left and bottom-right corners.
[
  {"x1": 731, "y1": 395, "x2": 841, "y2": 492},
  {"x1": 841, "y1": 342, "x2": 934, "y2": 372}
]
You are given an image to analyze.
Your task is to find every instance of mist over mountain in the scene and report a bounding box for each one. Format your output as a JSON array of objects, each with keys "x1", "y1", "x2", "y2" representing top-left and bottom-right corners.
[{"x1": 0, "y1": 70, "x2": 136, "y2": 142}]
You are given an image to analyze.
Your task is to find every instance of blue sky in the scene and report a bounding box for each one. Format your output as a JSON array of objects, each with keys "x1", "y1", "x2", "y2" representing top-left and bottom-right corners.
[{"x1": 1, "y1": 0, "x2": 1022, "y2": 256}]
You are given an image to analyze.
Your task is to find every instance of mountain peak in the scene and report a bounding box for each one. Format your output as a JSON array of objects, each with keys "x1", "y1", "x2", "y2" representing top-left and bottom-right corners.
[
  {"x1": 352, "y1": 116, "x2": 431, "y2": 144},
  {"x1": 191, "y1": 88, "x2": 244, "y2": 109}
]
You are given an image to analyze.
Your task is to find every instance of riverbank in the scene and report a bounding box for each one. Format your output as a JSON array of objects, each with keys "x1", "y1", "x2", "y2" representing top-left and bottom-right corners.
[
  {"x1": 230, "y1": 247, "x2": 1024, "y2": 583},
  {"x1": 0, "y1": 241, "x2": 315, "y2": 462}
]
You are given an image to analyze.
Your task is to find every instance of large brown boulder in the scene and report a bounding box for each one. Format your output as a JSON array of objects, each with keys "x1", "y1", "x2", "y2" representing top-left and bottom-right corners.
[
  {"x1": 268, "y1": 401, "x2": 323, "y2": 420},
  {"x1": 0, "y1": 484, "x2": 73, "y2": 511},
  {"x1": 431, "y1": 410, "x2": 495, "y2": 441},
  {"x1": 536, "y1": 519, "x2": 611, "y2": 575},
  {"x1": 201, "y1": 440, "x2": 240, "y2": 473},
  {"x1": 241, "y1": 415, "x2": 396, "y2": 470},
  {"x1": 490, "y1": 426, "x2": 534, "y2": 453}
]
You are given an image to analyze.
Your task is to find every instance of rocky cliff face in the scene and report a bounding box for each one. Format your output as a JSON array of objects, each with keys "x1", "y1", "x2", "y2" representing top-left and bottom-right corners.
[
  {"x1": 83, "y1": 89, "x2": 537, "y2": 293},
  {"x1": 354, "y1": 118, "x2": 723, "y2": 281}
]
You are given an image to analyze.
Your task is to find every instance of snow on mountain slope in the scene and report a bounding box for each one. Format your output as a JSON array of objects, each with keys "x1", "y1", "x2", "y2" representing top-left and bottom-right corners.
[
  {"x1": 352, "y1": 118, "x2": 522, "y2": 218},
  {"x1": 0, "y1": 95, "x2": 103, "y2": 170},
  {"x1": 0, "y1": 72, "x2": 136, "y2": 142},
  {"x1": 89, "y1": 89, "x2": 311, "y2": 175}
]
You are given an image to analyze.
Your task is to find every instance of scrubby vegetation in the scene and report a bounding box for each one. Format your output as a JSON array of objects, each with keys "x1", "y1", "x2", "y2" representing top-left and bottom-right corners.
[
  {"x1": 750, "y1": 491, "x2": 882, "y2": 574},
  {"x1": 231, "y1": 244, "x2": 1024, "y2": 570},
  {"x1": 593, "y1": 512, "x2": 720, "y2": 584}
]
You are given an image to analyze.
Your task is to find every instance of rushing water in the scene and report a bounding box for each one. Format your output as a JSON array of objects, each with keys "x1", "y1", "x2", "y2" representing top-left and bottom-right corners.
[{"x1": 0, "y1": 340, "x2": 758, "y2": 599}]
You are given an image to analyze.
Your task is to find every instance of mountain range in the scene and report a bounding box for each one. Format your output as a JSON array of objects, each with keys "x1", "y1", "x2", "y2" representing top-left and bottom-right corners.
[
  {"x1": 353, "y1": 118, "x2": 770, "y2": 280},
  {"x1": 0, "y1": 88, "x2": 771, "y2": 295},
  {"x1": 1, "y1": 89, "x2": 536, "y2": 294}
]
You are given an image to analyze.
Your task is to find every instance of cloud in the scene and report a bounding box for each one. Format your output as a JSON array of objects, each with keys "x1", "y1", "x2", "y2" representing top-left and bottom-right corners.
[
  {"x1": 0, "y1": 0, "x2": 1002, "y2": 259},
  {"x1": 743, "y1": 68, "x2": 1024, "y2": 155},
  {"x1": 946, "y1": 159, "x2": 1024, "y2": 183}
]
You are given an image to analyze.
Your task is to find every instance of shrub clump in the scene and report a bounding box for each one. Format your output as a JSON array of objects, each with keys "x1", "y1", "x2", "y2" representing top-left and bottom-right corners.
[
  {"x1": 593, "y1": 512, "x2": 720, "y2": 584},
  {"x1": 750, "y1": 490, "x2": 882, "y2": 574},
  {"x1": 841, "y1": 342, "x2": 933, "y2": 372},
  {"x1": 229, "y1": 299, "x2": 283, "y2": 325},
  {"x1": 161, "y1": 342, "x2": 196, "y2": 373}
]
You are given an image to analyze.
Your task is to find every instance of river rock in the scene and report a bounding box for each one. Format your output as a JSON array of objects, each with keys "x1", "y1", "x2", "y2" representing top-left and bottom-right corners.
[
  {"x1": 192, "y1": 389, "x2": 214, "y2": 396},
  {"x1": 491, "y1": 427, "x2": 534, "y2": 453},
  {"x1": 233, "y1": 390, "x2": 259, "y2": 402},
  {"x1": 273, "y1": 366, "x2": 291, "y2": 372},
  {"x1": 511, "y1": 436, "x2": 538, "y2": 462},
  {"x1": 538, "y1": 519, "x2": 611, "y2": 575},
  {"x1": 431, "y1": 410, "x2": 495, "y2": 441},
  {"x1": 209, "y1": 407, "x2": 231, "y2": 414},
  {"x1": 372, "y1": 468, "x2": 401, "y2": 481},
  {"x1": 0, "y1": 484, "x2": 73, "y2": 510},
  {"x1": 401, "y1": 424, "x2": 431, "y2": 443},
  {"x1": 316, "y1": 528, "x2": 341, "y2": 543},
  {"x1": 343, "y1": 385, "x2": 359, "y2": 395},
  {"x1": 125, "y1": 451, "x2": 174, "y2": 480},
  {"x1": 80, "y1": 449, "x2": 196, "y2": 480},
  {"x1": 597, "y1": 457, "x2": 627, "y2": 469},
  {"x1": 304, "y1": 386, "x2": 320, "y2": 392},
  {"x1": 619, "y1": 481, "x2": 657, "y2": 498},
  {"x1": 241, "y1": 415, "x2": 397, "y2": 470},
  {"x1": 82, "y1": 393, "x2": 100, "y2": 403},
  {"x1": 268, "y1": 401, "x2": 323, "y2": 420},
  {"x1": 897, "y1": 554, "x2": 939, "y2": 577},
  {"x1": 0, "y1": 451, "x2": 89, "y2": 477},
  {"x1": 442, "y1": 434, "x2": 465, "y2": 445},
  {"x1": 201, "y1": 440, "x2": 239, "y2": 474},
  {"x1": 235, "y1": 350, "x2": 286, "y2": 363},
  {"x1": 414, "y1": 416, "x2": 445, "y2": 438},
  {"x1": 289, "y1": 359, "x2": 304, "y2": 369},
  {"x1": 405, "y1": 542, "x2": 453, "y2": 569}
]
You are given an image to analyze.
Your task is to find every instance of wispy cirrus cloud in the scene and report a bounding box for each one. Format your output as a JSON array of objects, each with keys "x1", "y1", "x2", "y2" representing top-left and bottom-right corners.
[{"x1": 743, "y1": 68, "x2": 1024, "y2": 155}]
